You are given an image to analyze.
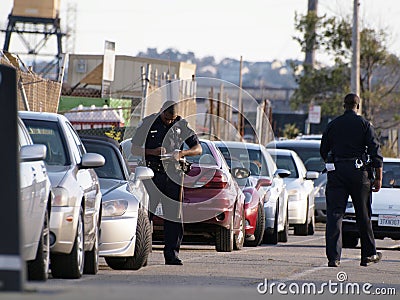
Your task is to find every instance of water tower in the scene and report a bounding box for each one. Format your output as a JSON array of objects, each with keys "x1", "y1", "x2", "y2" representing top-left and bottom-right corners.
[{"x1": 2, "y1": 0, "x2": 66, "y2": 78}]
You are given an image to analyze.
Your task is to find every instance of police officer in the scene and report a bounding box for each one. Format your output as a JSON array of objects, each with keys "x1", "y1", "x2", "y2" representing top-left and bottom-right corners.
[
  {"x1": 131, "y1": 101, "x2": 202, "y2": 265},
  {"x1": 320, "y1": 93, "x2": 383, "y2": 267}
]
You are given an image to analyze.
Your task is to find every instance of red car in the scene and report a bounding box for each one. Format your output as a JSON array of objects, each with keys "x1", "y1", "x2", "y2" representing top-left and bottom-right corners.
[
  {"x1": 214, "y1": 141, "x2": 272, "y2": 247},
  {"x1": 121, "y1": 138, "x2": 247, "y2": 252}
]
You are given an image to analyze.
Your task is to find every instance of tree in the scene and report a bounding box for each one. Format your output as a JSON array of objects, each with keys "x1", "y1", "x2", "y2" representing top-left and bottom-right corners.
[{"x1": 291, "y1": 11, "x2": 400, "y2": 129}]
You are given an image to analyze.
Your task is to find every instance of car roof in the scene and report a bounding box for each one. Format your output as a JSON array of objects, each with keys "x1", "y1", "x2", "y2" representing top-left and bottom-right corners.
[
  {"x1": 266, "y1": 148, "x2": 296, "y2": 157},
  {"x1": 19, "y1": 110, "x2": 67, "y2": 122},
  {"x1": 266, "y1": 139, "x2": 321, "y2": 148},
  {"x1": 213, "y1": 140, "x2": 263, "y2": 150},
  {"x1": 383, "y1": 157, "x2": 400, "y2": 163}
]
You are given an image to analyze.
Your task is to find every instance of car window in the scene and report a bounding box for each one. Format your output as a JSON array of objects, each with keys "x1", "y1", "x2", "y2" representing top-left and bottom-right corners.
[
  {"x1": 270, "y1": 154, "x2": 298, "y2": 178},
  {"x1": 18, "y1": 118, "x2": 31, "y2": 149},
  {"x1": 23, "y1": 119, "x2": 68, "y2": 166},
  {"x1": 278, "y1": 146, "x2": 324, "y2": 172},
  {"x1": 85, "y1": 143, "x2": 124, "y2": 180},
  {"x1": 382, "y1": 162, "x2": 400, "y2": 188},
  {"x1": 184, "y1": 142, "x2": 217, "y2": 165},
  {"x1": 65, "y1": 121, "x2": 85, "y2": 163}
]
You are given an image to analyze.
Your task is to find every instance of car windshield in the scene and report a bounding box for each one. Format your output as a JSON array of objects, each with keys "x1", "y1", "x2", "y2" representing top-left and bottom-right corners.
[
  {"x1": 121, "y1": 140, "x2": 141, "y2": 162},
  {"x1": 382, "y1": 162, "x2": 400, "y2": 188},
  {"x1": 23, "y1": 120, "x2": 68, "y2": 166},
  {"x1": 217, "y1": 146, "x2": 268, "y2": 176},
  {"x1": 282, "y1": 147, "x2": 324, "y2": 172},
  {"x1": 85, "y1": 143, "x2": 124, "y2": 180},
  {"x1": 184, "y1": 142, "x2": 217, "y2": 165},
  {"x1": 269, "y1": 154, "x2": 298, "y2": 178}
]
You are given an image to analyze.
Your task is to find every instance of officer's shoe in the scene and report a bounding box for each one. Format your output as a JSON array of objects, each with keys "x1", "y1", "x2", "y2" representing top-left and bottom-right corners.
[
  {"x1": 165, "y1": 257, "x2": 183, "y2": 266},
  {"x1": 360, "y1": 252, "x2": 382, "y2": 267},
  {"x1": 328, "y1": 260, "x2": 340, "y2": 267}
]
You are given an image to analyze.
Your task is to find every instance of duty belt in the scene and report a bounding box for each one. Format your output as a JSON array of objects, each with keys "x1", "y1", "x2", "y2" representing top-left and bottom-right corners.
[
  {"x1": 334, "y1": 157, "x2": 365, "y2": 169},
  {"x1": 146, "y1": 160, "x2": 165, "y2": 173}
]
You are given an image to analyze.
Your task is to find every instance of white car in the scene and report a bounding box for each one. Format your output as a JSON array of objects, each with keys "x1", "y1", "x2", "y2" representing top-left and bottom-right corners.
[
  {"x1": 19, "y1": 117, "x2": 53, "y2": 281},
  {"x1": 214, "y1": 141, "x2": 290, "y2": 245},
  {"x1": 342, "y1": 157, "x2": 400, "y2": 247},
  {"x1": 20, "y1": 111, "x2": 105, "y2": 279},
  {"x1": 267, "y1": 148, "x2": 319, "y2": 236}
]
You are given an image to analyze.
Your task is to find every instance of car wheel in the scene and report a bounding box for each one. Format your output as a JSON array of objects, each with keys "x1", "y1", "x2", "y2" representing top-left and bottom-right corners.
[
  {"x1": 294, "y1": 201, "x2": 309, "y2": 236},
  {"x1": 233, "y1": 208, "x2": 245, "y2": 250},
  {"x1": 51, "y1": 207, "x2": 85, "y2": 279},
  {"x1": 83, "y1": 217, "x2": 99, "y2": 275},
  {"x1": 278, "y1": 206, "x2": 289, "y2": 243},
  {"x1": 215, "y1": 214, "x2": 234, "y2": 252},
  {"x1": 27, "y1": 209, "x2": 50, "y2": 281},
  {"x1": 105, "y1": 209, "x2": 152, "y2": 270},
  {"x1": 263, "y1": 201, "x2": 279, "y2": 245},
  {"x1": 245, "y1": 202, "x2": 265, "y2": 247},
  {"x1": 343, "y1": 234, "x2": 359, "y2": 248}
]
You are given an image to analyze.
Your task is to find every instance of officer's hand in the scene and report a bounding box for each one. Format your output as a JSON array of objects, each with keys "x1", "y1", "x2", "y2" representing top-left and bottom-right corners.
[
  {"x1": 372, "y1": 179, "x2": 382, "y2": 192},
  {"x1": 172, "y1": 149, "x2": 182, "y2": 161}
]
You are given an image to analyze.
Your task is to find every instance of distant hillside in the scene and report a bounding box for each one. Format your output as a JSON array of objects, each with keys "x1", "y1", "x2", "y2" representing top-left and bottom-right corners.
[{"x1": 136, "y1": 48, "x2": 298, "y2": 89}]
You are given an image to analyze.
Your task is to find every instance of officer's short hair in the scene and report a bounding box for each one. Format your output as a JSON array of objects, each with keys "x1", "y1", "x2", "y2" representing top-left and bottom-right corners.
[
  {"x1": 161, "y1": 101, "x2": 178, "y2": 115},
  {"x1": 344, "y1": 93, "x2": 360, "y2": 107}
]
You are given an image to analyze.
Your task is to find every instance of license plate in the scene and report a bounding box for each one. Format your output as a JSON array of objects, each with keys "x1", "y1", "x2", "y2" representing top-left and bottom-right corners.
[
  {"x1": 378, "y1": 215, "x2": 400, "y2": 227},
  {"x1": 155, "y1": 203, "x2": 163, "y2": 216}
]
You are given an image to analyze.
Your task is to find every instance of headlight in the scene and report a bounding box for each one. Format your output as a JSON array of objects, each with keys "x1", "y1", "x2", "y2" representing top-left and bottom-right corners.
[
  {"x1": 102, "y1": 200, "x2": 129, "y2": 217},
  {"x1": 315, "y1": 185, "x2": 326, "y2": 198},
  {"x1": 288, "y1": 189, "x2": 301, "y2": 202},
  {"x1": 52, "y1": 187, "x2": 69, "y2": 206},
  {"x1": 244, "y1": 192, "x2": 252, "y2": 204}
]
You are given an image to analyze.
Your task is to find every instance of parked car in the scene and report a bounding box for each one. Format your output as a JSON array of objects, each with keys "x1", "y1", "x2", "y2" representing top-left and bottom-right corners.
[
  {"x1": 266, "y1": 139, "x2": 327, "y2": 222},
  {"x1": 342, "y1": 157, "x2": 400, "y2": 248},
  {"x1": 214, "y1": 141, "x2": 290, "y2": 245},
  {"x1": 80, "y1": 135, "x2": 154, "y2": 270},
  {"x1": 19, "y1": 116, "x2": 53, "y2": 281},
  {"x1": 20, "y1": 111, "x2": 105, "y2": 279},
  {"x1": 267, "y1": 148, "x2": 319, "y2": 235},
  {"x1": 152, "y1": 139, "x2": 247, "y2": 252}
]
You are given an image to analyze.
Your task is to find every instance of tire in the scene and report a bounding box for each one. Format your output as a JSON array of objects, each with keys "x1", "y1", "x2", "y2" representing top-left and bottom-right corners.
[
  {"x1": 278, "y1": 206, "x2": 289, "y2": 243},
  {"x1": 105, "y1": 209, "x2": 152, "y2": 270},
  {"x1": 233, "y1": 208, "x2": 245, "y2": 250},
  {"x1": 294, "y1": 201, "x2": 309, "y2": 236},
  {"x1": 245, "y1": 202, "x2": 265, "y2": 247},
  {"x1": 83, "y1": 218, "x2": 99, "y2": 275},
  {"x1": 27, "y1": 209, "x2": 50, "y2": 281},
  {"x1": 51, "y1": 207, "x2": 85, "y2": 279},
  {"x1": 343, "y1": 234, "x2": 359, "y2": 248},
  {"x1": 263, "y1": 201, "x2": 279, "y2": 245},
  {"x1": 215, "y1": 214, "x2": 234, "y2": 252}
]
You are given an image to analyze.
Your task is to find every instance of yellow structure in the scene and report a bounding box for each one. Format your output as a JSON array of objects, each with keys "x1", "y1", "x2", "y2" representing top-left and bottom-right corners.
[{"x1": 12, "y1": 0, "x2": 61, "y2": 19}]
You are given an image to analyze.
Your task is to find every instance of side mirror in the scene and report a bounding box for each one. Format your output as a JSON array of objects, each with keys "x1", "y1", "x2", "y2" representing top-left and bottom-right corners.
[
  {"x1": 133, "y1": 166, "x2": 154, "y2": 181},
  {"x1": 256, "y1": 178, "x2": 272, "y2": 190},
  {"x1": 306, "y1": 171, "x2": 319, "y2": 180},
  {"x1": 274, "y1": 168, "x2": 291, "y2": 178},
  {"x1": 80, "y1": 153, "x2": 105, "y2": 169},
  {"x1": 20, "y1": 144, "x2": 46, "y2": 162},
  {"x1": 232, "y1": 167, "x2": 250, "y2": 179}
]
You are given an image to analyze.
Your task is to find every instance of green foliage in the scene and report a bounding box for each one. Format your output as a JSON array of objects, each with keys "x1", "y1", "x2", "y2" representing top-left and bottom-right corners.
[
  {"x1": 283, "y1": 123, "x2": 300, "y2": 139},
  {"x1": 292, "y1": 11, "x2": 400, "y2": 127},
  {"x1": 104, "y1": 126, "x2": 122, "y2": 142}
]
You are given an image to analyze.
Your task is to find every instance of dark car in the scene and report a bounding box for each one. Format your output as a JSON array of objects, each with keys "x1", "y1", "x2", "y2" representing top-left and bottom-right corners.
[
  {"x1": 151, "y1": 139, "x2": 247, "y2": 252},
  {"x1": 266, "y1": 139, "x2": 327, "y2": 222}
]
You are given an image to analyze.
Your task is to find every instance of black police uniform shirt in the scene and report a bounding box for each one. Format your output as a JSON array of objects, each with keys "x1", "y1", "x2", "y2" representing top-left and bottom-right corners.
[
  {"x1": 131, "y1": 113, "x2": 200, "y2": 163},
  {"x1": 320, "y1": 110, "x2": 383, "y2": 169}
]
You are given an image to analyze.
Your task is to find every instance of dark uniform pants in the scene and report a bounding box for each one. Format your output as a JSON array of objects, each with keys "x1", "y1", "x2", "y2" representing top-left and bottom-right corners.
[
  {"x1": 325, "y1": 162, "x2": 376, "y2": 261},
  {"x1": 145, "y1": 169, "x2": 184, "y2": 261}
]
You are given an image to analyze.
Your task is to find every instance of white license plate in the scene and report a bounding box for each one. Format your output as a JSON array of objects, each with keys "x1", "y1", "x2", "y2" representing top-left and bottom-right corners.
[
  {"x1": 378, "y1": 215, "x2": 400, "y2": 227},
  {"x1": 155, "y1": 203, "x2": 163, "y2": 216}
]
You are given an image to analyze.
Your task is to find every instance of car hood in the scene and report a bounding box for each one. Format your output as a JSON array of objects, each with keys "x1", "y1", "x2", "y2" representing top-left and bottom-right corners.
[
  {"x1": 98, "y1": 178, "x2": 128, "y2": 197},
  {"x1": 283, "y1": 178, "x2": 304, "y2": 191},
  {"x1": 46, "y1": 165, "x2": 73, "y2": 187}
]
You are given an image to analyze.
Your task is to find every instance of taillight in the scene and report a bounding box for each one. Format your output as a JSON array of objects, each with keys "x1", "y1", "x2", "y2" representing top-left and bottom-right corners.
[{"x1": 196, "y1": 170, "x2": 228, "y2": 189}]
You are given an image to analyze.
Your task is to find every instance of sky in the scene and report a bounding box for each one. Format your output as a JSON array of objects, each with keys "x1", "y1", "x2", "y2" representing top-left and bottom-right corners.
[{"x1": 1, "y1": 0, "x2": 400, "y2": 64}]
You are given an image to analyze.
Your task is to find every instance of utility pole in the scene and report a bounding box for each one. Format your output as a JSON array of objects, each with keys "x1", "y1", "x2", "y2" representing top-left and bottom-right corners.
[
  {"x1": 351, "y1": 0, "x2": 361, "y2": 113},
  {"x1": 305, "y1": 0, "x2": 318, "y2": 67},
  {"x1": 237, "y1": 56, "x2": 244, "y2": 137}
]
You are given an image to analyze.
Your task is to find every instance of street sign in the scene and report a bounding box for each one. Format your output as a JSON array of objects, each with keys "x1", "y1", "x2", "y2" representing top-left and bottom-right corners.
[{"x1": 309, "y1": 105, "x2": 321, "y2": 124}]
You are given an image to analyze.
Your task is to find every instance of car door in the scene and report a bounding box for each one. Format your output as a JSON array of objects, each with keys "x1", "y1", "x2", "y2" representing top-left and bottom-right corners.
[{"x1": 292, "y1": 152, "x2": 315, "y2": 214}]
